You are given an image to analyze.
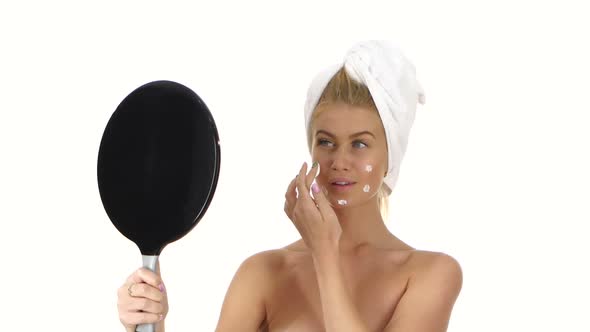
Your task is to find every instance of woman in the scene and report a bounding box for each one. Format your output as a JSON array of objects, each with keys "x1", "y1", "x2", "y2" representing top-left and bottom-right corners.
[{"x1": 117, "y1": 40, "x2": 463, "y2": 332}]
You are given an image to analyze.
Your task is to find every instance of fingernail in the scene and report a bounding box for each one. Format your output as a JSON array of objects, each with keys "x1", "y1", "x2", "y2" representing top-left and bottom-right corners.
[
  {"x1": 159, "y1": 283, "x2": 166, "y2": 293},
  {"x1": 312, "y1": 182, "x2": 320, "y2": 193},
  {"x1": 159, "y1": 314, "x2": 164, "y2": 321},
  {"x1": 312, "y1": 161, "x2": 318, "y2": 169}
]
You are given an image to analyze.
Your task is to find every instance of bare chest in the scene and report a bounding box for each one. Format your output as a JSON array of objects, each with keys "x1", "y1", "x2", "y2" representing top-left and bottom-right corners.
[{"x1": 260, "y1": 250, "x2": 412, "y2": 332}]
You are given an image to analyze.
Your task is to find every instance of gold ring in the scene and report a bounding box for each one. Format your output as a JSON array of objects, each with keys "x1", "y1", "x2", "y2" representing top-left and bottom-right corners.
[{"x1": 128, "y1": 283, "x2": 135, "y2": 297}]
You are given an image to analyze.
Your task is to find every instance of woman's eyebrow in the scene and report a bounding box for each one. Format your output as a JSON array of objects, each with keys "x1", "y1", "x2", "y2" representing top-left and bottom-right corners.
[{"x1": 316, "y1": 129, "x2": 375, "y2": 139}]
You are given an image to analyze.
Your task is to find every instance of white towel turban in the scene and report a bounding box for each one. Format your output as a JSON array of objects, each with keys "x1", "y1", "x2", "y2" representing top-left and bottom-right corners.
[{"x1": 303, "y1": 40, "x2": 426, "y2": 195}]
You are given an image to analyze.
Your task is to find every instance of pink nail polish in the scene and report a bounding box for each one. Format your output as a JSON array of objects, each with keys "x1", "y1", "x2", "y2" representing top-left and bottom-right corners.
[
  {"x1": 159, "y1": 314, "x2": 164, "y2": 321},
  {"x1": 159, "y1": 283, "x2": 166, "y2": 293}
]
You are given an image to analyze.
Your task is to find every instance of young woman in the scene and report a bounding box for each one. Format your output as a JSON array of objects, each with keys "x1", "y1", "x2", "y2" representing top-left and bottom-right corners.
[{"x1": 117, "y1": 40, "x2": 463, "y2": 332}]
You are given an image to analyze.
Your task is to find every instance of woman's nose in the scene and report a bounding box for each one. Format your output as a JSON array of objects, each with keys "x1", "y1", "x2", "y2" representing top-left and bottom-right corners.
[{"x1": 329, "y1": 148, "x2": 352, "y2": 172}]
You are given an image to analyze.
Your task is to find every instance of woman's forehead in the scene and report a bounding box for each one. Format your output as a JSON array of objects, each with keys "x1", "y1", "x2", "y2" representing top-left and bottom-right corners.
[{"x1": 313, "y1": 105, "x2": 383, "y2": 135}]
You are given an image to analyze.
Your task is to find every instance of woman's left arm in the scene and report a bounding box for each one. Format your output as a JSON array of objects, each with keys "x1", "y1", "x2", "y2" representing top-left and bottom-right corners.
[
  {"x1": 287, "y1": 162, "x2": 370, "y2": 331},
  {"x1": 312, "y1": 247, "x2": 372, "y2": 332}
]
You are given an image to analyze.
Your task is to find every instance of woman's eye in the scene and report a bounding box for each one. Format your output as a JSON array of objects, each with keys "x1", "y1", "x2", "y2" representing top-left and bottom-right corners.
[
  {"x1": 353, "y1": 140, "x2": 368, "y2": 149},
  {"x1": 318, "y1": 139, "x2": 367, "y2": 149}
]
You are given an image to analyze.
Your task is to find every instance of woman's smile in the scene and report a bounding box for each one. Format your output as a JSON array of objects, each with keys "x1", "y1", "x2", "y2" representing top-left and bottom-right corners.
[{"x1": 330, "y1": 182, "x2": 356, "y2": 193}]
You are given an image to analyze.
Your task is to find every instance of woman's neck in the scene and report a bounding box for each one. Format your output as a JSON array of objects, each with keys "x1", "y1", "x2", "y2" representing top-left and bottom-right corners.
[{"x1": 333, "y1": 198, "x2": 392, "y2": 253}]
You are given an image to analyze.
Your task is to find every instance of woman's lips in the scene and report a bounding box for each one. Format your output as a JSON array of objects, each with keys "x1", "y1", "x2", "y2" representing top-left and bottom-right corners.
[{"x1": 330, "y1": 182, "x2": 356, "y2": 193}]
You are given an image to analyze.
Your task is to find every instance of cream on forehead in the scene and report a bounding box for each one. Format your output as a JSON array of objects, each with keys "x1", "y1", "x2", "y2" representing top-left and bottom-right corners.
[{"x1": 365, "y1": 165, "x2": 373, "y2": 172}]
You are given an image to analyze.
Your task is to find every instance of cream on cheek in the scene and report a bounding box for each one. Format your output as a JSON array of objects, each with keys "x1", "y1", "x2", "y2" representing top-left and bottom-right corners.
[
  {"x1": 313, "y1": 158, "x2": 377, "y2": 206},
  {"x1": 363, "y1": 163, "x2": 374, "y2": 194}
]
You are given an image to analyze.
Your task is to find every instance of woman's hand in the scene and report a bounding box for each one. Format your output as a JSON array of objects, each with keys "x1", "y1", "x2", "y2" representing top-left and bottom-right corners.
[
  {"x1": 284, "y1": 162, "x2": 342, "y2": 254},
  {"x1": 117, "y1": 261, "x2": 168, "y2": 332}
]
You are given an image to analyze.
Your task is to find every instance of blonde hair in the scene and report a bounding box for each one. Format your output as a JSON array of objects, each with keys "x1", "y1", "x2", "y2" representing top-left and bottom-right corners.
[{"x1": 308, "y1": 67, "x2": 390, "y2": 221}]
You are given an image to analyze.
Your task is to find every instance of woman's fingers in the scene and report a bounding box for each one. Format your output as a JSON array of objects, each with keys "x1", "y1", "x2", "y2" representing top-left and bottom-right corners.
[
  {"x1": 120, "y1": 311, "x2": 164, "y2": 325},
  {"x1": 284, "y1": 177, "x2": 297, "y2": 216},
  {"x1": 124, "y1": 296, "x2": 165, "y2": 313},
  {"x1": 295, "y1": 162, "x2": 308, "y2": 200},
  {"x1": 306, "y1": 162, "x2": 319, "y2": 191},
  {"x1": 285, "y1": 176, "x2": 297, "y2": 202},
  {"x1": 120, "y1": 281, "x2": 164, "y2": 302},
  {"x1": 296, "y1": 162, "x2": 316, "y2": 201},
  {"x1": 125, "y1": 267, "x2": 164, "y2": 291},
  {"x1": 117, "y1": 288, "x2": 165, "y2": 327},
  {"x1": 313, "y1": 183, "x2": 335, "y2": 219},
  {"x1": 118, "y1": 267, "x2": 168, "y2": 330}
]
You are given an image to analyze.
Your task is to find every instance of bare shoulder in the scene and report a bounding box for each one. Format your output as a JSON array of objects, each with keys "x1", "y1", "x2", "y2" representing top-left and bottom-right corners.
[
  {"x1": 403, "y1": 249, "x2": 464, "y2": 301},
  {"x1": 380, "y1": 250, "x2": 463, "y2": 331},
  {"x1": 406, "y1": 250, "x2": 463, "y2": 280},
  {"x1": 243, "y1": 248, "x2": 289, "y2": 274},
  {"x1": 239, "y1": 248, "x2": 297, "y2": 288},
  {"x1": 214, "y1": 249, "x2": 287, "y2": 332}
]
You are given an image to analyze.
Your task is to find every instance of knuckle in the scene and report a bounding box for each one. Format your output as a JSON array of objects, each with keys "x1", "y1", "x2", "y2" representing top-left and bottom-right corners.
[
  {"x1": 128, "y1": 284, "x2": 138, "y2": 297},
  {"x1": 142, "y1": 283, "x2": 153, "y2": 295}
]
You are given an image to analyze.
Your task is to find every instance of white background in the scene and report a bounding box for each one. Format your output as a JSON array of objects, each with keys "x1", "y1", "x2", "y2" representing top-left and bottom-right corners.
[{"x1": 1, "y1": 0, "x2": 589, "y2": 331}]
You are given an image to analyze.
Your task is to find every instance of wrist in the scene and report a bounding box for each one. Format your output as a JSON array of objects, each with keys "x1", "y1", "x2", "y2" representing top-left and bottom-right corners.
[{"x1": 312, "y1": 246, "x2": 340, "y2": 265}]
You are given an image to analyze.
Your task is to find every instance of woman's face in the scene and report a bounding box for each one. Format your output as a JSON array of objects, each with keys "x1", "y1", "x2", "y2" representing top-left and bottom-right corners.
[{"x1": 311, "y1": 102, "x2": 388, "y2": 208}]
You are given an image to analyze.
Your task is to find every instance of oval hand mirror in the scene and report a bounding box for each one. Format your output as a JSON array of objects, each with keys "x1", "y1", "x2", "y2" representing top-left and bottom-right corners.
[{"x1": 97, "y1": 80, "x2": 220, "y2": 332}]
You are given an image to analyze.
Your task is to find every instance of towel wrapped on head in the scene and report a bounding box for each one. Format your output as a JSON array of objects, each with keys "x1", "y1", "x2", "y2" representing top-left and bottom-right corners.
[{"x1": 303, "y1": 40, "x2": 426, "y2": 195}]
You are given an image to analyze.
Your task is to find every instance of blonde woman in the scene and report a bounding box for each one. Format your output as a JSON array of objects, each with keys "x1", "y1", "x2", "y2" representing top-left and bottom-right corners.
[{"x1": 117, "y1": 40, "x2": 462, "y2": 332}]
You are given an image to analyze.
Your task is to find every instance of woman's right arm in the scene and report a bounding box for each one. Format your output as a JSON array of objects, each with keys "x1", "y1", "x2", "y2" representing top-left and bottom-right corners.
[{"x1": 215, "y1": 252, "x2": 272, "y2": 332}]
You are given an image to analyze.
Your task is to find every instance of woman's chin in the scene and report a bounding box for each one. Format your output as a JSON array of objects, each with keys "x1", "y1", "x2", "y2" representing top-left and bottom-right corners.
[{"x1": 326, "y1": 197, "x2": 351, "y2": 208}]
